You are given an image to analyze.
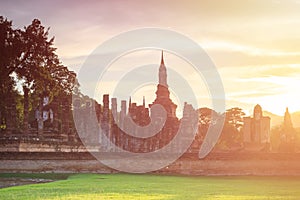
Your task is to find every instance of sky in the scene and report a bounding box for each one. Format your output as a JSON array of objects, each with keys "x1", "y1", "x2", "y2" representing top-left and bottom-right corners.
[{"x1": 1, "y1": 0, "x2": 300, "y2": 116}]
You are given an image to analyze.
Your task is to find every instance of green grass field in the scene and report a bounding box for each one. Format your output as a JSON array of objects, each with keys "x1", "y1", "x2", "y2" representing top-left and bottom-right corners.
[{"x1": 1, "y1": 173, "x2": 300, "y2": 199}]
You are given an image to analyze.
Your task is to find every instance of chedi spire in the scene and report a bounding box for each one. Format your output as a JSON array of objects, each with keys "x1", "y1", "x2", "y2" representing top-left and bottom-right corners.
[{"x1": 159, "y1": 51, "x2": 168, "y2": 87}]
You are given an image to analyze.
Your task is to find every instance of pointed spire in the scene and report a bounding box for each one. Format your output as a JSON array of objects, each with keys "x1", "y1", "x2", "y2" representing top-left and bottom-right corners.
[
  {"x1": 161, "y1": 50, "x2": 165, "y2": 65},
  {"x1": 159, "y1": 51, "x2": 167, "y2": 86}
]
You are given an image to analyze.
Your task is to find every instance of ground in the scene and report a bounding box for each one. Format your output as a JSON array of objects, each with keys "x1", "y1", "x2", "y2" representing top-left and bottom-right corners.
[{"x1": 1, "y1": 173, "x2": 300, "y2": 199}]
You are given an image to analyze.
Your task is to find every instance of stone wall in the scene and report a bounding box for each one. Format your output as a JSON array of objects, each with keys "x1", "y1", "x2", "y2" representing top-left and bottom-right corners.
[{"x1": 1, "y1": 152, "x2": 300, "y2": 175}]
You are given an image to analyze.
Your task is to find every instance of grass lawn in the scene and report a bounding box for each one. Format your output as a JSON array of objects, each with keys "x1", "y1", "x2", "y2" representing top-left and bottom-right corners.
[{"x1": 0, "y1": 173, "x2": 300, "y2": 199}]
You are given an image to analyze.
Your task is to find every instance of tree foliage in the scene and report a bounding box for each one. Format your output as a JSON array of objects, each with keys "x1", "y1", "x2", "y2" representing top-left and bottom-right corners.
[
  {"x1": 0, "y1": 16, "x2": 77, "y2": 132},
  {"x1": 220, "y1": 107, "x2": 245, "y2": 148}
]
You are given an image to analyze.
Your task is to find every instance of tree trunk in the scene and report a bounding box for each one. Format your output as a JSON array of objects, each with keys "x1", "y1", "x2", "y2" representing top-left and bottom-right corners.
[{"x1": 23, "y1": 86, "x2": 29, "y2": 134}]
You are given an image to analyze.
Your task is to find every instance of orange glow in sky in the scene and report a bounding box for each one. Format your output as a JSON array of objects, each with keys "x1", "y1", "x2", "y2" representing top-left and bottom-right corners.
[{"x1": 1, "y1": 0, "x2": 300, "y2": 116}]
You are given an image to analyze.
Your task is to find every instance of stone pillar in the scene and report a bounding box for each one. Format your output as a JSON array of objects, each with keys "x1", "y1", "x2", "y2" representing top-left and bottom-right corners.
[
  {"x1": 87, "y1": 99, "x2": 100, "y2": 144},
  {"x1": 61, "y1": 97, "x2": 70, "y2": 136},
  {"x1": 72, "y1": 97, "x2": 81, "y2": 143},
  {"x1": 111, "y1": 98, "x2": 117, "y2": 124},
  {"x1": 23, "y1": 86, "x2": 29, "y2": 134},
  {"x1": 110, "y1": 98, "x2": 119, "y2": 151},
  {"x1": 81, "y1": 99, "x2": 90, "y2": 142},
  {"x1": 94, "y1": 102, "x2": 101, "y2": 123},
  {"x1": 101, "y1": 94, "x2": 110, "y2": 149},
  {"x1": 52, "y1": 98, "x2": 59, "y2": 132},
  {"x1": 102, "y1": 94, "x2": 109, "y2": 130},
  {"x1": 120, "y1": 100, "x2": 126, "y2": 130}
]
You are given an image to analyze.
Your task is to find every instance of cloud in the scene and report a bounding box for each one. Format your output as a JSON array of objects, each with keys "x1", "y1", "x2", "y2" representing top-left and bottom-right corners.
[
  {"x1": 202, "y1": 40, "x2": 300, "y2": 57},
  {"x1": 1, "y1": 0, "x2": 300, "y2": 115},
  {"x1": 258, "y1": 65, "x2": 300, "y2": 77}
]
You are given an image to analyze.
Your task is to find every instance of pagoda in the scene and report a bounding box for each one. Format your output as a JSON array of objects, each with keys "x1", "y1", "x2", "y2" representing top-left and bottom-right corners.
[{"x1": 150, "y1": 51, "x2": 177, "y2": 119}]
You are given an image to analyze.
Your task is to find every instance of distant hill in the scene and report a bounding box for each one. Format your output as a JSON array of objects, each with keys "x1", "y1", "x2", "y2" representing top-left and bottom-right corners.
[
  {"x1": 262, "y1": 111, "x2": 282, "y2": 128},
  {"x1": 291, "y1": 111, "x2": 300, "y2": 128},
  {"x1": 262, "y1": 111, "x2": 300, "y2": 128}
]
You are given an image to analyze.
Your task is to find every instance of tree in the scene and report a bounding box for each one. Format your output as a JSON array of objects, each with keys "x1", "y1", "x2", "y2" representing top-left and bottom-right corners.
[
  {"x1": 0, "y1": 16, "x2": 22, "y2": 132},
  {"x1": 14, "y1": 19, "x2": 59, "y2": 133},
  {"x1": 0, "y1": 17, "x2": 78, "y2": 134},
  {"x1": 277, "y1": 108, "x2": 297, "y2": 152},
  {"x1": 198, "y1": 107, "x2": 219, "y2": 140},
  {"x1": 220, "y1": 107, "x2": 245, "y2": 148},
  {"x1": 0, "y1": 16, "x2": 22, "y2": 85},
  {"x1": 225, "y1": 107, "x2": 245, "y2": 131},
  {"x1": 282, "y1": 107, "x2": 296, "y2": 143}
]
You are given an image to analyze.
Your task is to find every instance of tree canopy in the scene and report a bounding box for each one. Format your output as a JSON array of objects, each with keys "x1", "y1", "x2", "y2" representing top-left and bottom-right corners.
[{"x1": 0, "y1": 16, "x2": 77, "y2": 132}]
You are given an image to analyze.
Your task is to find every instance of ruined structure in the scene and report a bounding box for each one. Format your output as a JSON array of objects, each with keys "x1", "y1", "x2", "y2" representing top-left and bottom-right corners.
[
  {"x1": 72, "y1": 51, "x2": 200, "y2": 153},
  {"x1": 0, "y1": 52, "x2": 197, "y2": 153},
  {"x1": 95, "y1": 52, "x2": 182, "y2": 152},
  {"x1": 243, "y1": 104, "x2": 271, "y2": 151}
]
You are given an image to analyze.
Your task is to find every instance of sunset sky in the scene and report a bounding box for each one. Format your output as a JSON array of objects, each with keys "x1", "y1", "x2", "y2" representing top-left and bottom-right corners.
[{"x1": 1, "y1": 0, "x2": 300, "y2": 116}]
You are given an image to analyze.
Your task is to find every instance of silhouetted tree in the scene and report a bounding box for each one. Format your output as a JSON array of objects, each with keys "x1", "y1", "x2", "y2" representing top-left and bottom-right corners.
[
  {"x1": 278, "y1": 108, "x2": 297, "y2": 152},
  {"x1": 282, "y1": 107, "x2": 296, "y2": 142},
  {"x1": 198, "y1": 107, "x2": 219, "y2": 140},
  {"x1": 0, "y1": 16, "x2": 77, "y2": 133},
  {"x1": 13, "y1": 19, "x2": 56, "y2": 133},
  {"x1": 225, "y1": 107, "x2": 245, "y2": 131},
  {"x1": 0, "y1": 16, "x2": 22, "y2": 132},
  {"x1": 220, "y1": 107, "x2": 245, "y2": 148},
  {"x1": 13, "y1": 19, "x2": 78, "y2": 133}
]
